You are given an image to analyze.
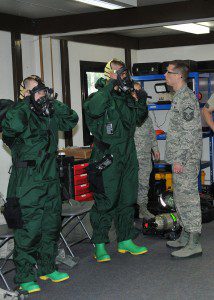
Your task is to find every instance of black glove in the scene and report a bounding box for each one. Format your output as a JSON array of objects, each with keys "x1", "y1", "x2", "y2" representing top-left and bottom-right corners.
[
  {"x1": 109, "y1": 79, "x2": 118, "y2": 87},
  {"x1": 47, "y1": 99, "x2": 55, "y2": 117},
  {"x1": 135, "y1": 89, "x2": 148, "y2": 101}
]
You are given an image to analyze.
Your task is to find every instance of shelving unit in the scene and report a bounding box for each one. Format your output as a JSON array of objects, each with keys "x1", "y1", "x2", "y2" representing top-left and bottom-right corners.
[
  {"x1": 132, "y1": 72, "x2": 214, "y2": 187},
  {"x1": 148, "y1": 104, "x2": 171, "y2": 110}
]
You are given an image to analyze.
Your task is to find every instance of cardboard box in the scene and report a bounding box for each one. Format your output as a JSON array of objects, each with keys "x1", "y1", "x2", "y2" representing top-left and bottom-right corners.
[{"x1": 59, "y1": 147, "x2": 92, "y2": 159}]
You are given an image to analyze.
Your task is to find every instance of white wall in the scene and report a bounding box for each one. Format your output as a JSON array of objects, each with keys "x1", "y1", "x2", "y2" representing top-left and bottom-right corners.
[
  {"x1": 40, "y1": 37, "x2": 65, "y2": 148},
  {"x1": 131, "y1": 49, "x2": 138, "y2": 66},
  {"x1": 0, "y1": 31, "x2": 14, "y2": 198},
  {"x1": 134, "y1": 44, "x2": 214, "y2": 64},
  {"x1": 21, "y1": 34, "x2": 41, "y2": 78},
  {"x1": 68, "y1": 41, "x2": 125, "y2": 146}
]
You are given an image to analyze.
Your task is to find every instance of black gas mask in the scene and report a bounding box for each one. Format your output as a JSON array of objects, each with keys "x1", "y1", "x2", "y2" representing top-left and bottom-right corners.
[
  {"x1": 30, "y1": 83, "x2": 56, "y2": 117},
  {"x1": 116, "y1": 66, "x2": 134, "y2": 93}
]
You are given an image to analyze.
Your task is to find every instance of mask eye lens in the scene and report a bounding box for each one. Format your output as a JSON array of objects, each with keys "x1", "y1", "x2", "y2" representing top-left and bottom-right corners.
[{"x1": 38, "y1": 90, "x2": 46, "y2": 96}]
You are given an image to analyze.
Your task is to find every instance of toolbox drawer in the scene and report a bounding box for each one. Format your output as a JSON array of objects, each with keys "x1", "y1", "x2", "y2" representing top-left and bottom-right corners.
[
  {"x1": 74, "y1": 183, "x2": 90, "y2": 195},
  {"x1": 74, "y1": 173, "x2": 88, "y2": 185},
  {"x1": 73, "y1": 163, "x2": 89, "y2": 175},
  {"x1": 75, "y1": 192, "x2": 94, "y2": 202}
]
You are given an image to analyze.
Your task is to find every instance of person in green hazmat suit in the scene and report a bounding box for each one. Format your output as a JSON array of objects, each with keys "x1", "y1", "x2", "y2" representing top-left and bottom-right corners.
[
  {"x1": 1, "y1": 76, "x2": 79, "y2": 293},
  {"x1": 84, "y1": 59, "x2": 149, "y2": 262}
]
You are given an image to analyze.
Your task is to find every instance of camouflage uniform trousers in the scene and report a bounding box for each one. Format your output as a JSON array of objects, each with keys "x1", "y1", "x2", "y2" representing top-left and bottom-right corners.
[
  {"x1": 137, "y1": 151, "x2": 152, "y2": 208},
  {"x1": 173, "y1": 160, "x2": 202, "y2": 233}
]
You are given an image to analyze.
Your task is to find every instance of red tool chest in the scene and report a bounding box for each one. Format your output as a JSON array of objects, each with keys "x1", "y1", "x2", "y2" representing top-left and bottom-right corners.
[{"x1": 58, "y1": 156, "x2": 93, "y2": 202}]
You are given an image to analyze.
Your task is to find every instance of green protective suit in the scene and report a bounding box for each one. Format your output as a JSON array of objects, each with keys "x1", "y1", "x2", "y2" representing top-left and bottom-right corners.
[
  {"x1": 83, "y1": 78, "x2": 148, "y2": 243},
  {"x1": 2, "y1": 97, "x2": 78, "y2": 284}
]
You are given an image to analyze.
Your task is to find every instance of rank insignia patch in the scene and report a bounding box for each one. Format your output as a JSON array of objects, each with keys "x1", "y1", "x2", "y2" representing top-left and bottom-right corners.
[{"x1": 183, "y1": 106, "x2": 194, "y2": 121}]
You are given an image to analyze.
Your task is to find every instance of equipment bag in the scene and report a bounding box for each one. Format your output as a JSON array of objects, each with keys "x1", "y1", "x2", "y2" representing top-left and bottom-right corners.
[
  {"x1": 1, "y1": 197, "x2": 24, "y2": 229},
  {"x1": 86, "y1": 154, "x2": 113, "y2": 194}
]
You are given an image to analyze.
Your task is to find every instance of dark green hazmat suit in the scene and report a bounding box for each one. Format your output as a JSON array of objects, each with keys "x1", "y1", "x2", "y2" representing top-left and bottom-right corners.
[
  {"x1": 83, "y1": 78, "x2": 148, "y2": 243},
  {"x1": 2, "y1": 97, "x2": 78, "y2": 284}
]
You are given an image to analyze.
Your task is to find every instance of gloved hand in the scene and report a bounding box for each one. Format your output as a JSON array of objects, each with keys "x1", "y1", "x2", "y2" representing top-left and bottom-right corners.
[
  {"x1": 47, "y1": 99, "x2": 55, "y2": 117},
  {"x1": 108, "y1": 79, "x2": 118, "y2": 87},
  {"x1": 135, "y1": 89, "x2": 148, "y2": 101}
]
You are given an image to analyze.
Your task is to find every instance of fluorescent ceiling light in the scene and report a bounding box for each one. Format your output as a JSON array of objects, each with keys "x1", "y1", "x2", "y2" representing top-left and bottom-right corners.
[
  {"x1": 74, "y1": 0, "x2": 125, "y2": 10},
  {"x1": 164, "y1": 23, "x2": 210, "y2": 34}
]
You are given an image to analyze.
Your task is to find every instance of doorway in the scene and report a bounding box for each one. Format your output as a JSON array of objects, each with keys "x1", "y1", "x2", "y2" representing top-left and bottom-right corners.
[{"x1": 80, "y1": 61, "x2": 105, "y2": 145}]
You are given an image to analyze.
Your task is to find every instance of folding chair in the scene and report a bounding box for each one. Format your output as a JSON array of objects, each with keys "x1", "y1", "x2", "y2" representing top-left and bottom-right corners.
[
  {"x1": 59, "y1": 200, "x2": 94, "y2": 258},
  {"x1": 0, "y1": 224, "x2": 14, "y2": 291}
]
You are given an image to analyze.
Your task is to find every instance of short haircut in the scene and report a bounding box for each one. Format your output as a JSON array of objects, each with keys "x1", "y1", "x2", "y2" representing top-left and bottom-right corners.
[
  {"x1": 111, "y1": 59, "x2": 124, "y2": 68},
  {"x1": 168, "y1": 60, "x2": 189, "y2": 82},
  {"x1": 23, "y1": 75, "x2": 42, "y2": 90},
  {"x1": 23, "y1": 77, "x2": 37, "y2": 90}
]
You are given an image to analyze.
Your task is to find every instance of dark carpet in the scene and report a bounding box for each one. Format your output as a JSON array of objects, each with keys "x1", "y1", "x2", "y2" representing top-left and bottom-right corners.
[{"x1": 2, "y1": 221, "x2": 214, "y2": 300}]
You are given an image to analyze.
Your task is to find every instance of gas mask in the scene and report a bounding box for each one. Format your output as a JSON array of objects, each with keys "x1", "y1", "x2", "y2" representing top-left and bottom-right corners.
[
  {"x1": 30, "y1": 83, "x2": 56, "y2": 117},
  {"x1": 116, "y1": 66, "x2": 134, "y2": 93}
]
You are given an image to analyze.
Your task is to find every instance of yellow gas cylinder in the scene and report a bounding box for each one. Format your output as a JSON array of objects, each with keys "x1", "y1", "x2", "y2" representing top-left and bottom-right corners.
[
  {"x1": 165, "y1": 173, "x2": 173, "y2": 191},
  {"x1": 155, "y1": 172, "x2": 173, "y2": 191},
  {"x1": 155, "y1": 173, "x2": 165, "y2": 180},
  {"x1": 201, "y1": 170, "x2": 205, "y2": 185}
]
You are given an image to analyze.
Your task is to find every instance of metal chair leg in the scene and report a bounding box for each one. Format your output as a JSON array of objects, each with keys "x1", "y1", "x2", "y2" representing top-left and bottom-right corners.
[
  {"x1": 77, "y1": 216, "x2": 95, "y2": 247},
  {"x1": 59, "y1": 233, "x2": 75, "y2": 257},
  {"x1": 0, "y1": 238, "x2": 14, "y2": 291}
]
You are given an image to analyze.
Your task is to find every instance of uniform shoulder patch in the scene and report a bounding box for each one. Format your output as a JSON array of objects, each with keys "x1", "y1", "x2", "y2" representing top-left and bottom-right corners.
[{"x1": 183, "y1": 106, "x2": 194, "y2": 121}]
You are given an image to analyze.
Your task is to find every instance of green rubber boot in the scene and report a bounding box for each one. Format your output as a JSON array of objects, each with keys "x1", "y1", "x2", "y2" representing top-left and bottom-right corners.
[
  {"x1": 94, "y1": 243, "x2": 111, "y2": 262},
  {"x1": 40, "y1": 270, "x2": 69, "y2": 282},
  {"x1": 171, "y1": 233, "x2": 202, "y2": 258},
  {"x1": 19, "y1": 282, "x2": 41, "y2": 294},
  {"x1": 118, "y1": 239, "x2": 148, "y2": 255},
  {"x1": 166, "y1": 228, "x2": 189, "y2": 248}
]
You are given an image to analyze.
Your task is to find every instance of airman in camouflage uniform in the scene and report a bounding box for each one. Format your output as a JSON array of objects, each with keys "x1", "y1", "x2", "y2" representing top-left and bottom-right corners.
[
  {"x1": 134, "y1": 116, "x2": 160, "y2": 219},
  {"x1": 202, "y1": 93, "x2": 214, "y2": 131},
  {"x1": 165, "y1": 60, "x2": 202, "y2": 258}
]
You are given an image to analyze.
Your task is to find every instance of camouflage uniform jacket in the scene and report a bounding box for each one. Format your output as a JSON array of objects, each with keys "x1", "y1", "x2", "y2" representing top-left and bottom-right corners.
[
  {"x1": 165, "y1": 84, "x2": 202, "y2": 165},
  {"x1": 206, "y1": 93, "x2": 214, "y2": 108}
]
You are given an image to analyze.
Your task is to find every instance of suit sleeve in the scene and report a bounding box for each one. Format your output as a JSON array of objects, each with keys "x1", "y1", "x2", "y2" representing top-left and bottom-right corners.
[
  {"x1": 54, "y1": 100, "x2": 79, "y2": 131},
  {"x1": 83, "y1": 81, "x2": 115, "y2": 118},
  {"x1": 135, "y1": 97, "x2": 148, "y2": 126},
  {"x1": 2, "y1": 105, "x2": 29, "y2": 147}
]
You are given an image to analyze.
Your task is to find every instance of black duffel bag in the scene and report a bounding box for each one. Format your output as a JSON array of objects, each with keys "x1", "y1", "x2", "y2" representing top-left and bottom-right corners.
[
  {"x1": 1, "y1": 197, "x2": 24, "y2": 229},
  {"x1": 86, "y1": 154, "x2": 113, "y2": 194}
]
